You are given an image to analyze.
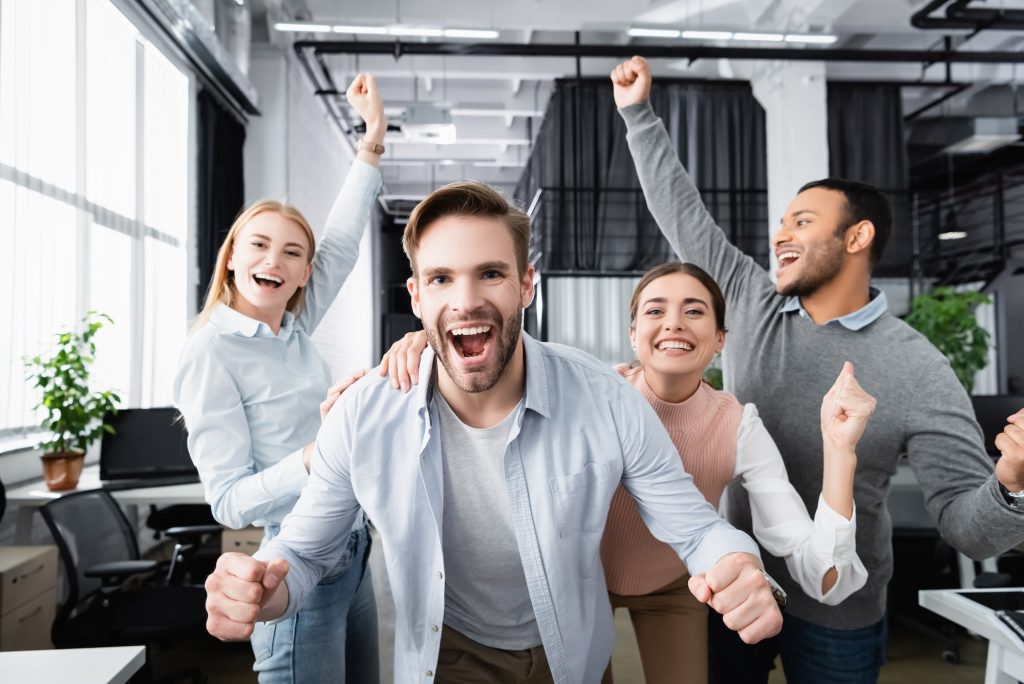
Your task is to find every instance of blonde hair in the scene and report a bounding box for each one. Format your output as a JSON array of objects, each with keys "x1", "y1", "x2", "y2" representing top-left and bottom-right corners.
[
  {"x1": 193, "y1": 199, "x2": 316, "y2": 329},
  {"x1": 402, "y1": 181, "x2": 531, "y2": 277}
]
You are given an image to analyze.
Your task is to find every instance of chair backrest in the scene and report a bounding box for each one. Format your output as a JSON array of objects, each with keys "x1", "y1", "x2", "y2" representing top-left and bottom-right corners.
[
  {"x1": 38, "y1": 489, "x2": 140, "y2": 625},
  {"x1": 972, "y1": 395, "x2": 1024, "y2": 458},
  {"x1": 0, "y1": 471, "x2": 6, "y2": 524}
]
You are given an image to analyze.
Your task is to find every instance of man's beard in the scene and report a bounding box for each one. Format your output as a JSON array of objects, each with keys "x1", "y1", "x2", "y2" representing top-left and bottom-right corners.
[
  {"x1": 776, "y1": 237, "x2": 846, "y2": 297},
  {"x1": 426, "y1": 305, "x2": 523, "y2": 394}
]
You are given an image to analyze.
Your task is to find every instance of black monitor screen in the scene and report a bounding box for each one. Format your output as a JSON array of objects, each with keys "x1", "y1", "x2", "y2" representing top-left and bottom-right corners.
[
  {"x1": 960, "y1": 590, "x2": 1024, "y2": 612},
  {"x1": 99, "y1": 408, "x2": 197, "y2": 481}
]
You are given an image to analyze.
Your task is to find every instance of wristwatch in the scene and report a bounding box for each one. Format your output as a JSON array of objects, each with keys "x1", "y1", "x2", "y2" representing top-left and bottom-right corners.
[
  {"x1": 761, "y1": 570, "x2": 787, "y2": 609},
  {"x1": 357, "y1": 138, "x2": 385, "y2": 155},
  {"x1": 999, "y1": 482, "x2": 1024, "y2": 510}
]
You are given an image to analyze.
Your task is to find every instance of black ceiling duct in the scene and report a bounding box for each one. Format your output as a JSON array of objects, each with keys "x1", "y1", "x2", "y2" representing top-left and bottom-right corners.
[{"x1": 912, "y1": 0, "x2": 1024, "y2": 31}]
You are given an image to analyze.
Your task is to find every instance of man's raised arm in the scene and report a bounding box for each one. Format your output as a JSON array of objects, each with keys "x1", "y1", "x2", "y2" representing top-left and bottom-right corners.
[{"x1": 611, "y1": 56, "x2": 768, "y2": 296}]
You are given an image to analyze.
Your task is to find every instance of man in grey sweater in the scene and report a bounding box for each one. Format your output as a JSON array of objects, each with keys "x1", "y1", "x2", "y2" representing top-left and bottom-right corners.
[{"x1": 611, "y1": 56, "x2": 1024, "y2": 682}]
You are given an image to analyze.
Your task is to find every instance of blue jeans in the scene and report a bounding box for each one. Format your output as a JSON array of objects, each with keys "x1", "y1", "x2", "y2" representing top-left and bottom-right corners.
[
  {"x1": 251, "y1": 525, "x2": 379, "y2": 684},
  {"x1": 708, "y1": 610, "x2": 887, "y2": 684}
]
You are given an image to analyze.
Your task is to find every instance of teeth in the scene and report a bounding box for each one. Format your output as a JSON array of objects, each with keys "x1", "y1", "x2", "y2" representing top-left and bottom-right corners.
[
  {"x1": 777, "y1": 252, "x2": 799, "y2": 263},
  {"x1": 451, "y1": 326, "x2": 492, "y2": 336},
  {"x1": 658, "y1": 341, "x2": 694, "y2": 351},
  {"x1": 254, "y1": 273, "x2": 283, "y2": 283}
]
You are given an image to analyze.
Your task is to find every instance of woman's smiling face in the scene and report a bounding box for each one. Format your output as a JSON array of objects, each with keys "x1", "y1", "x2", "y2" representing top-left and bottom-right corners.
[
  {"x1": 227, "y1": 211, "x2": 313, "y2": 321},
  {"x1": 630, "y1": 271, "x2": 725, "y2": 383}
]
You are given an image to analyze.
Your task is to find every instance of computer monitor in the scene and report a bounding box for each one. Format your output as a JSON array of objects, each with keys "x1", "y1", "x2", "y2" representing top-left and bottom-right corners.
[
  {"x1": 972, "y1": 395, "x2": 1024, "y2": 458},
  {"x1": 99, "y1": 407, "x2": 198, "y2": 482}
]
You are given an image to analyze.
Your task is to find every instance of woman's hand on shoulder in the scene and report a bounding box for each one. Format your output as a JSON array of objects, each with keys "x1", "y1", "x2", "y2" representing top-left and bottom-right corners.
[
  {"x1": 320, "y1": 369, "x2": 369, "y2": 421},
  {"x1": 379, "y1": 330, "x2": 429, "y2": 392},
  {"x1": 820, "y1": 361, "x2": 876, "y2": 452}
]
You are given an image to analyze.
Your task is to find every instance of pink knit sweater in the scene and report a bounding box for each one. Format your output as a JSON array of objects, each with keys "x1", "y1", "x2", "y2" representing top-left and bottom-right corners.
[{"x1": 600, "y1": 367, "x2": 742, "y2": 596}]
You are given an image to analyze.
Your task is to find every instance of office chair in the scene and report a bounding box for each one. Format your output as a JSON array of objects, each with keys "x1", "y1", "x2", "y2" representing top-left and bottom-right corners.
[
  {"x1": 145, "y1": 504, "x2": 221, "y2": 583},
  {"x1": 39, "y1": 489, "x2": 211, "y2": 683},
  {"x1": 0, "y1": 471, "x2": 6, "y2": 525}
]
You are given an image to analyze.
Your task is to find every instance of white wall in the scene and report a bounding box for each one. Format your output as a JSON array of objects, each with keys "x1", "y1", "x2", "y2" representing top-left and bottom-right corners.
[{"x1": 244, "y1": 50, "x2": 377, "y2": 378}]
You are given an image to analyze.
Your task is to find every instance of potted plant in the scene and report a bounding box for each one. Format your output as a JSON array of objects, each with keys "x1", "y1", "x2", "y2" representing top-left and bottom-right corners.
[
  {"x1": 24, "y1": 312, "x2": 121, "y2": 491},
  {"x1": 905, "y1": 286, "x2": 991, "y2": 395}
]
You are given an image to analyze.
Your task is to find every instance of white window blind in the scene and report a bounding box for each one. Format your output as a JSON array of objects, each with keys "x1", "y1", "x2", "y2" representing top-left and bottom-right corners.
[{"x1": 0, "y1": 0, "x2": 192, "y2": 437}]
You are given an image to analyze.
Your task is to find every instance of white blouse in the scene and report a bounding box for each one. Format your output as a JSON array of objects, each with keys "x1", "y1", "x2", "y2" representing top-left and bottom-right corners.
[{"x1": 724, "y1": 402, "x2": 868, "y2": 605}]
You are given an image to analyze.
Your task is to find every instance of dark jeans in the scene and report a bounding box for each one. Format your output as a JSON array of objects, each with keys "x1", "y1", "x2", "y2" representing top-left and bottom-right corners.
[{"x1": 708, "y1": 609, "x2": 887, "y2": 684}]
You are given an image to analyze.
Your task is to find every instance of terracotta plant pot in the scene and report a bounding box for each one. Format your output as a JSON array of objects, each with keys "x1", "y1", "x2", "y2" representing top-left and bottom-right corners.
[{"x1": 40, "y1": 451, "x2": 85, "y2": 491}]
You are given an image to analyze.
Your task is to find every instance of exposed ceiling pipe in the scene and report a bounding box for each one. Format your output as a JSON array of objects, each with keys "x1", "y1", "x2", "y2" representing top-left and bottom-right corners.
[
  {"x1": 947, "y1": 0, "x2": 1024, "y2": 28},
  {"x1": 295, "y1": 39, "x2": 1024, "y2": 65},
  {"x1": 911, "y1": 0, "x2": 1024, "y2": 31}
]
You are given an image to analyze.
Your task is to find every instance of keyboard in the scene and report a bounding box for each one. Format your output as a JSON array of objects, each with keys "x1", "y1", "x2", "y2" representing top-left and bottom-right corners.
[{"x1": 100, "y1": 475, "x2": 200, "y2": 491}]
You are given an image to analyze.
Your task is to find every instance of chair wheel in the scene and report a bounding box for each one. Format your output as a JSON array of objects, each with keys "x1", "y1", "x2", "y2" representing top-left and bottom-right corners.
[{"x1": 942, "y1": 649, "x2": 960, "y2": 664}]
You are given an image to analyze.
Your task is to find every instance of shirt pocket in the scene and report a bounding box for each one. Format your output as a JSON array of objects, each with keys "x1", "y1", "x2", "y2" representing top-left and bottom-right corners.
[{"x1": 549, "y1": 461, "x2": 620, "y2": 538}]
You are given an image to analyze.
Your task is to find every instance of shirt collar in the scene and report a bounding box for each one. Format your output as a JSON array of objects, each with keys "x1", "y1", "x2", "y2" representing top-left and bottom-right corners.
[
  {"x1": 780, "y1": 287, "x2": 888, "y2": 331},
  {"x1": 210, "y1": 303, "x2": 295, "y2": 338},
  {"x1": 413, "y1": 329, "x2": 552, "y2": 419}
]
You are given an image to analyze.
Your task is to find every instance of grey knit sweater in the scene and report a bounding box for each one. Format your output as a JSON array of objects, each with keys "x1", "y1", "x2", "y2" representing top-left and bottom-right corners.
[{"x1": 621, "y1": 100, "x2": 1024, "y2": 629}]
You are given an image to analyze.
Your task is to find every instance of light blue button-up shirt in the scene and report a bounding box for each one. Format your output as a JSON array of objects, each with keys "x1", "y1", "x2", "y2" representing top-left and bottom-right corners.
[
  {"x1": 780, "y1": 287, "x2": 889, "y2": 331},
  {"x1": 174, "y1": 160, "x2": 381, "y2": 532},
  {"x1": 256, "y1": 334, "x2": 760, "y2": 684}
]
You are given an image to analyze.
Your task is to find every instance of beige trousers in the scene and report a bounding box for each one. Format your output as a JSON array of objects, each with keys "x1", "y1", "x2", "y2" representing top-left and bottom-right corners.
[{"x1": 603, "y1": 573, "x2": 708, "y2": 684}]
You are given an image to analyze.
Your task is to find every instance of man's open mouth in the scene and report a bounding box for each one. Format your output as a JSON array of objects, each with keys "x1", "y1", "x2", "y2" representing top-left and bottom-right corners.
[{"x1": 448, "y1": 324, "x2": 495, "y2": 362}]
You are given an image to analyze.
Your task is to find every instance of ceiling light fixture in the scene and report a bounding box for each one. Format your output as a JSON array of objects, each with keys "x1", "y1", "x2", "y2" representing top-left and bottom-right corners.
[
  {"x1": 681, "y1": 30, "x2": 733, "y2": 40},
  {"x1": 333, "y1": 25, "x2": 388, "y2": 35},
  {"x1": 388, "y1": 26, "x2": 444, "y2": 37},
  {"x1": 274, "y1": 22, "x2": 331, "y2": 33},
  {"x1": 938, "y1": 231, "x2": 968, "y2": 240},
  {"x1": 443, "y1": 29, "x2": 500, "y2": 39},
  {"x1": 784, "y1": 33, "x2": 839, "y2": 44},
  {"x1": 450, "y1": 107, "x2": 544, "y2": 118},
  {"x1": 732, "y1": 32, "x2": 785, "y2": 42},
  {"x1": 628, "y1": 27, "x2": 682, "y2": 39}
]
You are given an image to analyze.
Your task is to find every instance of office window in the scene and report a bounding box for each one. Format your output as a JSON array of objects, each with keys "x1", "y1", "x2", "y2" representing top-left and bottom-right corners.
[{"x1": 0, "y1": 0, "x2": 192, "y2": 438}]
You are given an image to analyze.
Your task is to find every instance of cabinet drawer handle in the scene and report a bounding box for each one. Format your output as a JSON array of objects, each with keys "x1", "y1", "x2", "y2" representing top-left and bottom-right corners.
[
  {"x1": 14, "y1": 564, "x2": 45, "y2": 582},
  {"x1": 18, "y1": 605, "x2": 43, "y2": 622}
]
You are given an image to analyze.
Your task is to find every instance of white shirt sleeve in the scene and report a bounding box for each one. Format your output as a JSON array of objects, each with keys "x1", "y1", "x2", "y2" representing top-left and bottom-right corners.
[
  {"x1": 297, "y1": 160, "x2": 382, "y2": 334},
  {"x1": 733, "y1": 402, "x2": 868, "y2": 605},
  {"x1": 174, "y1": 340, "x2": 309, "y2": 529}
]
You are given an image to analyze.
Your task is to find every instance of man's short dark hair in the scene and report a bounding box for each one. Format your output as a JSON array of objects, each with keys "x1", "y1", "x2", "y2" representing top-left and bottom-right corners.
[{"x1": 798, "y1": 178, "x2": 892, "y2": 269}]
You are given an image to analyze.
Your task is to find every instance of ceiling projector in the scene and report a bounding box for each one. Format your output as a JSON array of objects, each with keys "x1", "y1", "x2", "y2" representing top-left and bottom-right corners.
[{"x1": 401, "y1": 104, "x2": 457, "y2": 143}]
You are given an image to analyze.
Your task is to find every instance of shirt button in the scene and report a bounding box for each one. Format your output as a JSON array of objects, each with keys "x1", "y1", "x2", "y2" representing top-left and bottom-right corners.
[
  {"x1": 425, "y1": 670, "x2": 433, "y2": 677},
  {"x1": 438, "y1": 570, "x2": 444, "y2": 579},
  {"x1": 431, "y1": 624, "x2": 439, "y2": 632}
]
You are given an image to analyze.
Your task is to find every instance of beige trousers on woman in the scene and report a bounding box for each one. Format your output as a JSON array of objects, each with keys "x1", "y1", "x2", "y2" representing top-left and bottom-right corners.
[{"x1": 602, "y1": 573, "x2": 708, "y2": 684}]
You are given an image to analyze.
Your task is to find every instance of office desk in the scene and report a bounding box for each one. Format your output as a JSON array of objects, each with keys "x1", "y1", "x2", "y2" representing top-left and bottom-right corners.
[
  {"x1": 920, "y1": 587, "x2": 1024, "y2": 684},
  {"x1": 6, "y1": 465, "x2": 206, "y2": 544},
  {"x1": 0, "y1": 645, "x2": 145, "y2": 684}
]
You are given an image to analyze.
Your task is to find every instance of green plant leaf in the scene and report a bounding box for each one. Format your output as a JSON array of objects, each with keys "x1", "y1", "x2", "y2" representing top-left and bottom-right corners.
[{"x1": 905, "y1": 288, "x2": 992, "y2": 394}]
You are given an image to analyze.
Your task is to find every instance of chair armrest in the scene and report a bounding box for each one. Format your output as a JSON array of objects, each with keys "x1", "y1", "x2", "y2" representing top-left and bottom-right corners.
[
  {"x1": 84, "y1": 560, "x2": 159, "y2": 579},
  {"x1": 165, "y1": 524, "x2": 222, "y2": 539}
]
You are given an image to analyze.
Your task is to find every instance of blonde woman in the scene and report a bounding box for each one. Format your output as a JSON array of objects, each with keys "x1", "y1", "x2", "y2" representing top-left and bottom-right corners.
[{"x1": 174, "y1": 74, "x2": 385, "y2": 684}]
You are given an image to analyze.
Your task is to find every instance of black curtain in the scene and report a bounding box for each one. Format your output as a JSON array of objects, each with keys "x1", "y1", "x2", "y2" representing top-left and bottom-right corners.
[
  {"x1": 515, "y1": 78, "x2": 768, "y2": 273},
  {"x1": 827, "y1": 83, "x2": 911, "y2": 277},
  {"x1": 196, "y1": 89, "x2": 246, "y2": 312}
]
